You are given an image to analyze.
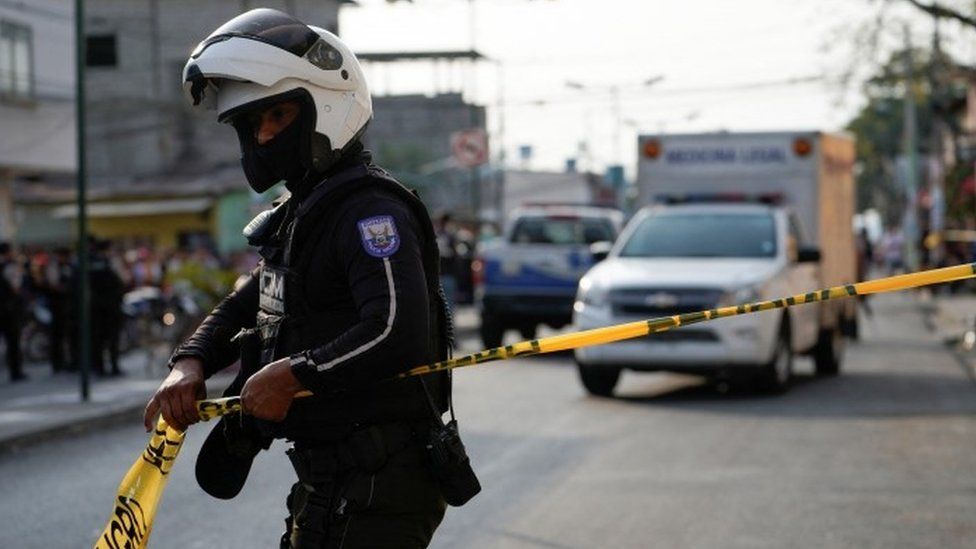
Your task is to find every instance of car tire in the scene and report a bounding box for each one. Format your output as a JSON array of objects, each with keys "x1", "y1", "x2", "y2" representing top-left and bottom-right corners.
[
  {"x1": 756, "y1": 322, "x2": 792, "y2": 394},
  {"x1": 577, "y1": 362, "x2": 620, "y2": 397},
  {"x1": 814, "y1": 325, "x2": 844, "y2": 376},
  {"x1": 518, "y1": 325, "x2": 537, "y2": 340},
  {"x1": 480, "y1": 314, "x2": 505, "y2": 349},
  {"x1": 842, "y1": 311, "x2": 859, "y2": 340}
]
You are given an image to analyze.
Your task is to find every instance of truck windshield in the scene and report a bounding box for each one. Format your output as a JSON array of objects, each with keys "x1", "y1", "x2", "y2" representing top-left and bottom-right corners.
[
  {"x1": 619, "y1": 213, "x2": 776, "y2": 258},
  {"x1": 510, "y1": 216, "x2": 615, "y2": 245}
]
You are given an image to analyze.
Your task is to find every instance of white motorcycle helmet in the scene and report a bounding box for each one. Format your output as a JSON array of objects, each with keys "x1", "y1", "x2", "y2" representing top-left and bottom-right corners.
[{"x1": 182, "y1": 8, "x2": 372, "y2": 191}]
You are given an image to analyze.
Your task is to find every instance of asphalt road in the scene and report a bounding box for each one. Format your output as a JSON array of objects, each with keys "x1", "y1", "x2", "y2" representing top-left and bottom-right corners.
[{"x1": 0, "y1": 293, "x2": 974, "y2": 548}]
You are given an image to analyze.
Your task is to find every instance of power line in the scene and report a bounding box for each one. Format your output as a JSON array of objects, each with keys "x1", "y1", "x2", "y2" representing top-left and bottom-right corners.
[{"x1": 496, "y1": 75, "x2": 830, "y2": 108}]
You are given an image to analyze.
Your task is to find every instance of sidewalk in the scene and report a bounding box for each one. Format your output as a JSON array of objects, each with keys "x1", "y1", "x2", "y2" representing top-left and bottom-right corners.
[
  {"x1": 0, "y1": 304, "x2": 481, "y2": 453},
  {"x1": 922, "y1": 290, "x2": 976, "y2": 376},
  {"x1": 0, "y1": 346, "x2": 236, "y2": 453},
  {"x1": 923, "y1": 290, "x2": 976, "y2": 339}
]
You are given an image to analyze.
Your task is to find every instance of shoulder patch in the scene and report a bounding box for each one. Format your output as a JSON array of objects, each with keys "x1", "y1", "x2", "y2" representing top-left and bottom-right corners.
[{"x1": 357, "y1": 215, "x2": 401, "y2": 258}]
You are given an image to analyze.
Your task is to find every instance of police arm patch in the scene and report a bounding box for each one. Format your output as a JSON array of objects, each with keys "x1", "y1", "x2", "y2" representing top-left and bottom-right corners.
[{"x1": 357, "y1": 215, "x2": 401, "y2": 258}]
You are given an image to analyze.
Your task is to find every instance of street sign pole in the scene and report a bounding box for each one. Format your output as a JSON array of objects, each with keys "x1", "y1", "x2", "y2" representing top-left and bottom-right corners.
[
  {"x1": 453, "y1": 128, "x2": 489, "y2": 221},
  {"x1": 902, "y1": 25, "x2": 919, "y2": 273},
  {"x1": 471, "y1": 166, "x2": 481, "y2": 220},
  {"x1": 75, "y1": 0, "x2": 91, "y2": 401}
]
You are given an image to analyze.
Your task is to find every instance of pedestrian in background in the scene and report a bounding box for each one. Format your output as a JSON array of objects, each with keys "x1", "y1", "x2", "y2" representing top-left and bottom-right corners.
[
  {"x1": 855, "y1": 227, "x2": 874, "y2": 315},
  {"x1": 880, "y1": 224, "x2": 905, "y2": 275},
  {"x1": 88, "y1": 238, "x2": 125, "y2": 376},
  {"x1": 47, "y1": 247, "x2": 75, "y2": 371},
  {"x1": 0, "y1": 242, "x2": 26, "y2": 382},
  {"x1": 435, "y1": 212, "x2": 460, "y2": 310}
]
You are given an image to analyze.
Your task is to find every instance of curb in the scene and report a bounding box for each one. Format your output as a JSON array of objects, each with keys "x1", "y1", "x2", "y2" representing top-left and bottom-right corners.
[
  {"x1": 0, "y1": 400, "x2": 146, "y2": 455},
  {"x1": 0, "y1": 375, "x2": 233, "y2": 455},
  {"x1": 920, "y1": 299, "x2": 976, "y2": 385}
]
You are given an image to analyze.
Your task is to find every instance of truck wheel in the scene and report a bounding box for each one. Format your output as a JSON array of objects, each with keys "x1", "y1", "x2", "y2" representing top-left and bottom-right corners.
[
  {"x1": 480, "y1": 315, "x2": 505, "y2": 349},
  {"x1": 757, "y1": 323, "x2": 792, "y2": 394},
  {"x1": 842, "y1": 312, "x2": 859, "y2": 340},
  {"x1": 577, "y1": 362, "x2": 620, "y2": 397},
  {"x1": 814, "y1": 325, "x2": 844, "y2": 376},
  {"x1": 518, "y1": 325, "x2": 537, "y2": 340}
]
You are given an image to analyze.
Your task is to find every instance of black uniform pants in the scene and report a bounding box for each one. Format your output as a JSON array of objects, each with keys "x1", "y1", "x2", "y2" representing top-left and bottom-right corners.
[
  {"x1": 91, "y1": 308, "x2": 121, "y2": 375},
  {"x1": 0, "y1": 311, "x2": 23, "y2": 380},
  {"x1": 282, "y1": 430, "x2": 446, "y2": 548},
  {"x1": 48, "y1": 297, "x2": 68, "y2": 372}
]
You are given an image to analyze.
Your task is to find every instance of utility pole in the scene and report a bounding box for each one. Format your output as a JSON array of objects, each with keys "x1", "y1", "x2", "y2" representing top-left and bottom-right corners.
[
  {"x1": 902, "y1": 25, "x2": 920, "y2": 272},
  {"x1": 565, "y1": 76, "x2": 664, "y2": 169},
  {"x1": 467, "y1": 0, "x2": 480, "y2": 224},
  {"x1": 75, "y1": 0, "x2": 91, "y2": 401},
  {"x1": 494, "y1": 59, "x2": 505, "y2": 225},
  {"x1": 610, "y1": 85, "x2": 621, "y2": 165},
  {"x1": 928, "y1": 15, "x2": 947, "y2": 268}
]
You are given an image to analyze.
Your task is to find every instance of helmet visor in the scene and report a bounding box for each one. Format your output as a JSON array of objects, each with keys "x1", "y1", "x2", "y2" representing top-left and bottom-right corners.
[{"x1": 191, "y1": 8, "x2": 319, "y2": 59}]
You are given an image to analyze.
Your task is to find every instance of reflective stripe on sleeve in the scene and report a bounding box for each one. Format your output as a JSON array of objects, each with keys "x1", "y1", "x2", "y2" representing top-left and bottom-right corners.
[{"x1": 315, "y1": 257, "x2": 397, "y2": 371}]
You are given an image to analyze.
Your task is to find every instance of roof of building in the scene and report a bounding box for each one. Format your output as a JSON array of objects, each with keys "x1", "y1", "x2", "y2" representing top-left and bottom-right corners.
[
  {"x1": 357, "y1": 49, "x2": 489, "y2": 63},
  {"x1": 50, "y1": 197, "x2": 214, "y2": 219},
  {"x1": 14, "y1": 165, "x2": 247, "y2": 204}
]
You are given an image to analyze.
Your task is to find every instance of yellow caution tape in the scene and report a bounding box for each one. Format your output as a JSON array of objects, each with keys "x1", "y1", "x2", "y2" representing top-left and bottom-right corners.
[
  {"x1": 94, "y1": 417, "x2": 184, "y2": 549},
  {"x1": 193, "y1": 261, "x2": 976, "y2": 417},
  {"x1": 94, "y1": 261, "x2": 976, "y2": 548}
]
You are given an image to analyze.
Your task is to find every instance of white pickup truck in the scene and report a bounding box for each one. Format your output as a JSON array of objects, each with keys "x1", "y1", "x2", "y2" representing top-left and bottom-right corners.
[{"x1": 572, "y1": 131, "x2": 857, "y2": 396}]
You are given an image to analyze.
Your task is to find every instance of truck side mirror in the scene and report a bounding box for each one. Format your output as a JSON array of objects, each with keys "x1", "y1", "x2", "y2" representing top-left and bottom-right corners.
[
  {"x1": 589, "y1": 241, "x2": 613, "y2": 263},
  {"x1": 797, "y1": 246, "x2": 821, "y2": 263}
]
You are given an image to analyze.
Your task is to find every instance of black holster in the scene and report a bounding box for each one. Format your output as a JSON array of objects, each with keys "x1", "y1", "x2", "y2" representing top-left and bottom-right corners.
[
  {"x1": 418, "y1": 376, "x2": 481, "y2": 507},
  {"x1": 282, "y1": 479, "x2": 334, "y2": 549},
  {"x1": 425, "y1": 418, "x2": 481, "y2": 507}
]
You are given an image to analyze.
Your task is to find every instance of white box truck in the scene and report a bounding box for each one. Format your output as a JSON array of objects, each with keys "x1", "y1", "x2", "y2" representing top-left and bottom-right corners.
[{"x1": 573, "y1": 131, "x2": 856, "y2": 395}]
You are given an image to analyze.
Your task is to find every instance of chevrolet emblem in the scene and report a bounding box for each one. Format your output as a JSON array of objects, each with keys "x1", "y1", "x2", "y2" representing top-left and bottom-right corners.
[{"x1": 644, "y1": 292, "x2": 680, "y2": 308}]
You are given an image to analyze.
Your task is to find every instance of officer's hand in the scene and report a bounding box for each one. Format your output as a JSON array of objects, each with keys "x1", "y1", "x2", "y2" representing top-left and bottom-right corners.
[
  {"x1": 240, "y1": 358, "x2": 304, "y2": 422},
  {"x1": 144, "y1": 358, "x2": 206, "y2": 432}
]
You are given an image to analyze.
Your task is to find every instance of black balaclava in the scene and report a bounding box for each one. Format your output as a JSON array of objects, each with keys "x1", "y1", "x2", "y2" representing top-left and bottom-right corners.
[
  {"x1": 233, "y1": 99, "x2": 311, "y2": 193},
  {"x1": 232, "y1": 93, "x2": 368, "y2": 195}
]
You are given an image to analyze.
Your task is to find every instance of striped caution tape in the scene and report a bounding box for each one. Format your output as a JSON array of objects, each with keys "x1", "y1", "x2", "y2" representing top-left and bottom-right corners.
[
  {"x1": 194, "y1": 261, "x2": 976, "y2": 420},
  {"x1": 94, "y1": 417, "x2": 184, "y2": 549}
]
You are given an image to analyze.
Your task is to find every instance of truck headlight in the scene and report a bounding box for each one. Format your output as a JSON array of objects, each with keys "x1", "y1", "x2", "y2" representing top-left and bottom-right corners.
[{"x1": 720, "y1": 284, "x2": 762, "y2": 307}]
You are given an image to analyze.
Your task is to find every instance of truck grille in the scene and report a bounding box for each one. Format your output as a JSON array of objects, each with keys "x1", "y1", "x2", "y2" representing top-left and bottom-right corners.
[{"x1": 609, "y1": 288, "x2": 723, "y2": 318}]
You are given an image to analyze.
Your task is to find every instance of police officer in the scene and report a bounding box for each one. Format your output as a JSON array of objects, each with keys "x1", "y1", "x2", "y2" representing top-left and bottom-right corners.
[
  {"x1": 88, "y1": 238, "x2": 125, "y2": 376},
  {"x1": 0, "y1": 242, "x2": 26, "y2": 382},
  {"x1": 46, "y1": 247, "x2": 75, "y2": 372},
  {"x1": 143, "y1": 9, "x2": 468, "y2": 548}
]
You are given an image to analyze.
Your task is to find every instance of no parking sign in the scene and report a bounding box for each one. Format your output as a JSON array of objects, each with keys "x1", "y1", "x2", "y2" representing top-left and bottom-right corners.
[{"x1": 451, "y1": 128, "x2": 489, "y2": 168}]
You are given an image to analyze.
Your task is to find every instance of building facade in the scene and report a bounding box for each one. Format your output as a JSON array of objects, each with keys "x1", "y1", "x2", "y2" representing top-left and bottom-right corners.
[
  {"x1": 12, "y1": 0, "x2": 344, "y2": 251},
  {"x1": 0, "y1": 0, "x2": 76, "y2": 241},
  {"x1": 83, "y1": 0, "x2": 343, "y2": 182},
  {"x1": 366, "y1": 92, "x2": 493, "y2": 218},
  {"x1": 9, "y1": 1, "x2": 499, "y2": 252}
]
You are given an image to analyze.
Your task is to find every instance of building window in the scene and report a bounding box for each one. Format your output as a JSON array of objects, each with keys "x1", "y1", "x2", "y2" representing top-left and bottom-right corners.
[
  {"x1": 0, "y1": 20, "x2": 34, "y2": 101},
  {"x1": 86, "y1": 34, "x2": 117, "y2": 67}
]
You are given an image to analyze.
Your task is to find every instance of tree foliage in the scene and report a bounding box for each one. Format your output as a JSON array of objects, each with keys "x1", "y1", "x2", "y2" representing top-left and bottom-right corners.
[
  {"x1": 846, "y1": 48, "x2": 936, "y2": 220},
  {"x1": 900, "y1": 0, "x2": 976, "y2": 29}
]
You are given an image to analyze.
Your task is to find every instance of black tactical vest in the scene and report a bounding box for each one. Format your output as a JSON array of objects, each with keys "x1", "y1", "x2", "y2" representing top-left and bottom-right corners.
[{"x1": 252, "y1": 162, "x2": 451, "y2": 441}]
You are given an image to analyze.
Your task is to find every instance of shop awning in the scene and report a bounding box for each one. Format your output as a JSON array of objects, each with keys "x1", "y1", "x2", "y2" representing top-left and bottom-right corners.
[{"x1": 52, "y1": 197, "x2": 213, "y2": 219}]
